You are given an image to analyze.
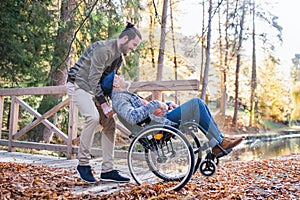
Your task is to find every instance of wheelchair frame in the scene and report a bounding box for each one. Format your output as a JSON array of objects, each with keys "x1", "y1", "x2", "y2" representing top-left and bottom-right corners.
[{"x1": 125, "y1": 120, "x2": 230, "y2": 191}]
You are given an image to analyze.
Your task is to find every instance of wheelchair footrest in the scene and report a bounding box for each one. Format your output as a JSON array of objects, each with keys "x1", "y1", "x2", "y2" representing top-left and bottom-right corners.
[{"x1": 215, "y1": 148, "x2": 232, "y2": 158}]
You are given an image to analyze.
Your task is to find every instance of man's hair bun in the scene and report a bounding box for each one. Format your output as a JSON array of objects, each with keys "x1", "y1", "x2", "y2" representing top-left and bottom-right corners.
[{"x1": 125, "y1": 22, "x2": 135, "y2": 29}]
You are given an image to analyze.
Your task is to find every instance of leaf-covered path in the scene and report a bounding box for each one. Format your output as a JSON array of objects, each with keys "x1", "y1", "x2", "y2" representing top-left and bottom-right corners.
[{"x1": 0, "y1": 151, "x2": 299, "y2": 199}]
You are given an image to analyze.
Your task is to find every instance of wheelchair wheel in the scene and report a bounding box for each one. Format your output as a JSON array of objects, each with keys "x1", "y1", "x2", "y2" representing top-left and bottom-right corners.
[
  {"x1": 180, "y1": 122, "x2": 202, "y2": 174},
  {"x1": 199, "y1": 159, "x2": 216, "y2": 177},
  {"x1": 127, "y1": 125, "x2": 195, "y2": 191}
]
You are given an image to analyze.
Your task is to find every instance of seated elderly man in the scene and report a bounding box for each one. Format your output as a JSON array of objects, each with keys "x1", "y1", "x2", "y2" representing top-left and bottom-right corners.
[{"x1": 109, "y1": 75, "x2": 243, "y2": 157}]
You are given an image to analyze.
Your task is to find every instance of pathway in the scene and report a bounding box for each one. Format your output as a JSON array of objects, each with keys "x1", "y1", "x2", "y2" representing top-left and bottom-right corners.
[{"x1": 0, "y1": 150, "x2": 130, "y2": 195}]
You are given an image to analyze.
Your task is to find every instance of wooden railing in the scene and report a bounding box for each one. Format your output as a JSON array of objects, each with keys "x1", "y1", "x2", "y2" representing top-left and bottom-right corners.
[{"x1": 0, "y1": 79, "x2": 199, "y2": 159}]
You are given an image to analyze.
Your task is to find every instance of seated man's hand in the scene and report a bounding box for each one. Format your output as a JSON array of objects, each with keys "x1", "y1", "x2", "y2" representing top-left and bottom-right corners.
[
  {"x1": 168, "y1": 102, "x2": 178, "y2": 110},
  {"x1": 153, "y1": 102, "x2": 168, "y2": 117},
  {"x1": 159, "y1": 102, "x2": 168, "y2": 112},
  {"x1": 101, "y1": 102, "x2": 114, "y2": 118}
]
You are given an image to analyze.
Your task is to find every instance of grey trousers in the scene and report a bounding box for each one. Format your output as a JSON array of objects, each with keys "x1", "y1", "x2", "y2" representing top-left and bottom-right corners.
[{"x1": 66, "y1": 82, "x2": 115, "y2": 172}]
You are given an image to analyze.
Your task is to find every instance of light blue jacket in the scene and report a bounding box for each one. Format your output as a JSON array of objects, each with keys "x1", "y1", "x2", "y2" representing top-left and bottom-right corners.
[{"x1": 111, "y1": 91, "x2": 174, "y2": 131}]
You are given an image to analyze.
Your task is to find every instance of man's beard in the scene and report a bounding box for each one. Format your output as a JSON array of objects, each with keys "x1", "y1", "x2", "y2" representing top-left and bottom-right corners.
[{"x1": 120, "y1": 43, "x2": 128, "y2": 55}]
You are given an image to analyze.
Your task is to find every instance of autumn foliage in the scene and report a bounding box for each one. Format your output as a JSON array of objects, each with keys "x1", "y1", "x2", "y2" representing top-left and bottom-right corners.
[{"x1": 1, "y1": 154, "x2": 299, "y2": 199}]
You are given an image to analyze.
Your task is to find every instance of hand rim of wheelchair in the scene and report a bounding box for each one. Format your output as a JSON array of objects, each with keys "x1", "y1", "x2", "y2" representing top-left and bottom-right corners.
[
  {"x1": 127, "y1": 124, "x2": 195, "y2": 191},
  {"x1": 179, "y1": 121, "x2": 204, "y2": 172},
  {"x1": 180, "y1": 121, "x2": 227, "y2": 166}
]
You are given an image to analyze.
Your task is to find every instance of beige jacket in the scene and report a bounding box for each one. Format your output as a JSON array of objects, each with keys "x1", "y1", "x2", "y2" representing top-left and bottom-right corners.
[{"x1": 67, "y1": 39, "x2": 122, "y2": 104}]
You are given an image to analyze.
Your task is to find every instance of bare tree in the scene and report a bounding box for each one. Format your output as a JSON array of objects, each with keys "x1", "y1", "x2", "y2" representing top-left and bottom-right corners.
[
  {"x1": 169, "y1": 0, "x2": 179, "y2": 104},
  {"x1": 224, "y1": 0, "x2": 230, "y2": 114},
  {"x1": 149, "y1": 0, "x2": 156, "y2": 70},
  {"x1": 232, "y1": 0, "x2": 247, "y2": 126},
  {"x1": 218, "y1": 2, "x2": 226, "y2": 116},
  {"x1": 155, "y1": 0, "x2": 168, "y2": 101},
  {"x1": 200, "y1": 0, "x2": 206, "y2": 85},
  {"x1": 249, "y1": 0, "x2": 257, "y2": 127},
  {"x1": 200, "y1": 0, "x2": 212, "y2": 100}
]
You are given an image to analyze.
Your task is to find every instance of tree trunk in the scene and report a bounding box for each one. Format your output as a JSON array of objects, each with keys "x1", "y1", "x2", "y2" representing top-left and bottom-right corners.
[
  {"x1": 32, "y1": 0, "x2": 77, "y2": 142},
  {"x1": 232, "y1": 0, "x2": 246, "y2": 127},
  {"x1": 49, "y1": 0, "x2": 76, "y2": 87},
  {"x1": 218, "y1": 5, "x2": 226, "y2": 116},
  {"x1": 149, "y1": 0, "x2": 156, "y2": 70},
  {"x1": 224, "y1": 0, "x2": 229, "y2": 113},
  {"x1": 200, "y1": 0, "x2": 205, "y2": 86},
  {"x1": 200, "y1": 0, "x2": 212, "y2": 101},
  {"x1": 170, "y1": 0, "x2": 179, "y2": 104},
  {"x1": 155, "y1": 0, "x2": 168, "y2": 101},
  {"x1": 249, "y1": 0, "x2": 257, "y2": 127}
]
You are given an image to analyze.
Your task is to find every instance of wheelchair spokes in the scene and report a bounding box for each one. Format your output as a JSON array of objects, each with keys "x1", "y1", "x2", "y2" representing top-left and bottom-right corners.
[
  {"x1": 128, "y1": 126, "x2": 194, "y2": 191},
  {"x1": 127, "y1": 121, "x2": 227, "y2": 191}
]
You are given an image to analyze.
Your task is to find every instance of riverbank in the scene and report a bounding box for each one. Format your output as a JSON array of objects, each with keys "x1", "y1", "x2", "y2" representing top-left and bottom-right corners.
[{"x1": 0, "y1": 151, "x2": 299, "y2": 199}]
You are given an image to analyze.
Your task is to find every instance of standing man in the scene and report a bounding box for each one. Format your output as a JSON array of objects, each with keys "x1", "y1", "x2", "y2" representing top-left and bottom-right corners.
[{"x1": 66, "y1": 22, "x2": 142, "y2": 183}]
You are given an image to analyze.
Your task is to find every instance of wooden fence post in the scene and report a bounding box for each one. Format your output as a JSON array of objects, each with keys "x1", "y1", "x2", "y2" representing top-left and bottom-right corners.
[
  {"x1": 67, "y1": 97, "x2": 78, "y2": 159},
  {"x1": 0, "y1": 96, "x2": 4, "y2": 139},
  {"x1": 8, "y1": 96, "x2": 19, "y2": 152}
]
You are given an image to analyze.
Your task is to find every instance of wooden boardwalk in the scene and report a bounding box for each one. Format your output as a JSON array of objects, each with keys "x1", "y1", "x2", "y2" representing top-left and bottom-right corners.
[{"x1": 0, "y1": 150, "x2": 130, "y2": 195}]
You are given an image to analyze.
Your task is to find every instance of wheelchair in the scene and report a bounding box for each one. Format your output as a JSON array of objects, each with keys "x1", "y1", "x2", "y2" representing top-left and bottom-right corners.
[{"x1": 119, "y1": 117, "x2": 231, "y2": 191}]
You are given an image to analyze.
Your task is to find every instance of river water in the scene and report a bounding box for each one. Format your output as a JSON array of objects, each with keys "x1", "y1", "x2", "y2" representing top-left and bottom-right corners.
[{"x1": 226, "y1": 133, "x2": 300, "y2": 162}]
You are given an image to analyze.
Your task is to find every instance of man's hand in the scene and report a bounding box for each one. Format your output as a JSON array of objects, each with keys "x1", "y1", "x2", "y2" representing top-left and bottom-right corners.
[
  {"x1": 168, "y1": 102, "x2": 178, "y2": 110},
  {"x1": 153, "y1": 102, "x2": 168, "y2": 117},
  {"x1": 100, "y1": 102, "x2": 114, "y2": 118},
  {"x1": 159, "y1": 102, "x2": 168, "y2": 112}
]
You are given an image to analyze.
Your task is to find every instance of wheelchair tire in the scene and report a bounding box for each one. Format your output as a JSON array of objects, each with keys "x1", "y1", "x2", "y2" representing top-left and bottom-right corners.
[
  {"x1": 127, "y1": 125, "x2": 195, "y2": 191},
  {"x1": 199, "y1": 159, "x2": 217, "y2": 177}
]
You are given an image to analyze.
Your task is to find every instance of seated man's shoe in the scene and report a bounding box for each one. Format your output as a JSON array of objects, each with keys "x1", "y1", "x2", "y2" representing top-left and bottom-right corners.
[
  {"x1": 76, "y1": 165, "x2": 96, "y2": 183},
  {"x1": 229, "y1": 136, "x2": 244, "y2": 146},
  {"x1": 100, "y1": 170, "x2": 130, "y2": 183},
  {"x1": 212, "y1": 136, "x2": 244, "y2": 156}
]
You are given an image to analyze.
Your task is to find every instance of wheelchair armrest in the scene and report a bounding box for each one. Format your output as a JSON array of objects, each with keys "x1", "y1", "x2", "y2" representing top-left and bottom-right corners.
[{"x1": 136, "y1": 117, "x2": 152, "y2": 127}]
